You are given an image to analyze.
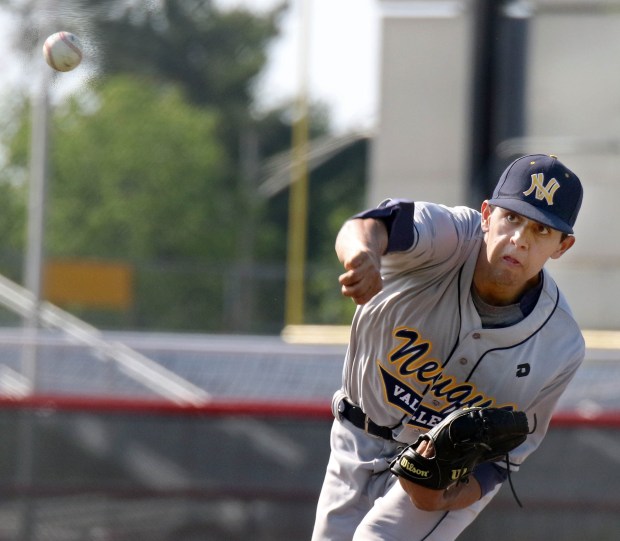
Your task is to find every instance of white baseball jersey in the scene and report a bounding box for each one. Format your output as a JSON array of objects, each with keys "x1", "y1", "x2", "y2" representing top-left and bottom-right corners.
[
  {"x1": 341, "y1": 199, "x2": 584, "y2": 466},
  {"x1": 313, "y1": 198, "x2": 585, "y2": 541}
]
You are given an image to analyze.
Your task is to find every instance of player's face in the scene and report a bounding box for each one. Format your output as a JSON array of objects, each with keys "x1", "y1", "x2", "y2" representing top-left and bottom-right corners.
[{"x1": 476, "y1": 202, "x2": 575, "y2": 303}]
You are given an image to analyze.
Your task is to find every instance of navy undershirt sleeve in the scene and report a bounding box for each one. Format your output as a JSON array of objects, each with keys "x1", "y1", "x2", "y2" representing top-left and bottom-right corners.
[
  {"x1": 473, "y1": 462, "x2": 509, "y2": 497},
  {"x1": 351, "y1": 199, "x2": 415, "y2": 253}
]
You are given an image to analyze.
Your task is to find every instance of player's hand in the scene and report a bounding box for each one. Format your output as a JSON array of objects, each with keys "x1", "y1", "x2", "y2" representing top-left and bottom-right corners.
[
  {"x1": 396, "y1": 440, "x2": 446, "y2": 510},
  {"x1": 398, "y1": 440, "x2": 481, "y2": 513},
  {"x1": 338, "y1": 249, "x2": 383, "y2": 304},
  {"x1": 335, "y1": 219, "x2": 387, "y2": 304}
]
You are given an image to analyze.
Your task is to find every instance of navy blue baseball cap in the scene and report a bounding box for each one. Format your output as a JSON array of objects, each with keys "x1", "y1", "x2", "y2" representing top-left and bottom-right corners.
[{"x1": 488, "y1": 154, "x2": 583, "y2": 234}]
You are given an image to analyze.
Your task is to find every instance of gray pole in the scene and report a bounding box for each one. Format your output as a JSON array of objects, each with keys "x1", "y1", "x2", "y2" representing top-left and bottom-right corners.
[
  {"x1": 25, "y1": 74, "x2": 51, "y2": 309},
  {"x1": 17, "y1": 54, "x2": 53, "y2": 541},
  {"x1": 21, "y1": 68, "x2": 52, "y2": 390}
]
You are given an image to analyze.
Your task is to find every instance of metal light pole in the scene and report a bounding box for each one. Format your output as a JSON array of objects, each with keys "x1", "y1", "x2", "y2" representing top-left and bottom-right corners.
[
  {"x1": 17, "y1": 22, "x2": 54, "y2": 540},
  {"x1": 21, "y1": 66, "x2": 53, "y2": 390}
]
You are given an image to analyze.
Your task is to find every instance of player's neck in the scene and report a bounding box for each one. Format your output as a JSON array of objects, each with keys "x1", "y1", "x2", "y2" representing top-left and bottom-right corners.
[{"x1": 471, "y1": 273, "x2": 540, "y2": 307}]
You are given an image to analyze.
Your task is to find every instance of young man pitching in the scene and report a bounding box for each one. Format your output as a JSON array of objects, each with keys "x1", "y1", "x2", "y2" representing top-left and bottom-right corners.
[{"x1": 312, "y1": 154, "x2": 584, "y2": 540}]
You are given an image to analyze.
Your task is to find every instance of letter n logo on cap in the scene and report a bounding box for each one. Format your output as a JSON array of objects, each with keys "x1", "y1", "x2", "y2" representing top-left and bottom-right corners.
[{"x1": 523, "y1": 173, "x2": 560, "y2": 205}]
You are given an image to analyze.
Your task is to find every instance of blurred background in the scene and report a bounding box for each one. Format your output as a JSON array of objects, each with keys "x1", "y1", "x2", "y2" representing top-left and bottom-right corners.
[{"x1": 0, "y1": 0, "x2": 618, "y2": 540}]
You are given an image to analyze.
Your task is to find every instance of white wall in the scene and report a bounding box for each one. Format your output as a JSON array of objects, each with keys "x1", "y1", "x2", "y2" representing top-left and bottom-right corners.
[
  {"x1": 369, "y1": 1, "x2": 472, "y2": 207},
  {"x1": 527, "y1": 10, "x2": 620, "y2": 329},
  {"x1": 371, "y1": 1, "x2": 620, "y2": 329}
]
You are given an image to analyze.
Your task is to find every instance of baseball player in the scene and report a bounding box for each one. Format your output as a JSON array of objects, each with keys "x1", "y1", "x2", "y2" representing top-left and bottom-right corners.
[{"x1": 311, "y1": 154, "x2": 584, "y2": 540}]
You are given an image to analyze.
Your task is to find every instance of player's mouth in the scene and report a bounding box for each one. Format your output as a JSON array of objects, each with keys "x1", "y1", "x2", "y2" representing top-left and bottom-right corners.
[{"x1": 502, "y1": 255, "x2": 522, "y2": 267}]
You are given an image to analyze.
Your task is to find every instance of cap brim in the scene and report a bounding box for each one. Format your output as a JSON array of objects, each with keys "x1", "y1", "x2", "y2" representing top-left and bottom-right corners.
[{"x1": 488, "y1": 198, "x2": 574, "y2": 234}]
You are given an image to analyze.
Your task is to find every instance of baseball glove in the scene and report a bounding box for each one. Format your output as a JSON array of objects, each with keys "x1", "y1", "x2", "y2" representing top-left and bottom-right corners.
[{"x1": 390, "y1": 407, "x2": 529, "y2": 490}]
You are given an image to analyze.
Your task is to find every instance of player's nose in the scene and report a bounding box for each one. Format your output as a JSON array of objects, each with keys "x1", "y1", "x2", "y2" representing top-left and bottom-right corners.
[{"x1": 510, "y1": 225, "x2": 530, "y2": 249}]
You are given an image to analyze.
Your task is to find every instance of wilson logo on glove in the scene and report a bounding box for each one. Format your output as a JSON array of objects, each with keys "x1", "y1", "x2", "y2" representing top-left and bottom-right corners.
[{"x1": 398, "y1": 457, "x2": 430, "y2": 479}]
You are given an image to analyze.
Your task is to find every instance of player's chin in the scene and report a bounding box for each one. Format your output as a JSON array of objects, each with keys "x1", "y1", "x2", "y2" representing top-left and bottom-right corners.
[{"x1": 488, "y1": 267, "x2": 525, "y2": 288}]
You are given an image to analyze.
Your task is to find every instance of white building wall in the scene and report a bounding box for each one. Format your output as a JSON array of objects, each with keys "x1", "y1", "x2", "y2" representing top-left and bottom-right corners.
[
  {"x1": 526, "y1": 9, "x2": 620, "y2": 329},
  {"x1": 369, "y1": 1, "x2": 472, "y2": 207},
  {"x1": 371, "y1": 0, "x2": 620, "y2": 329}
]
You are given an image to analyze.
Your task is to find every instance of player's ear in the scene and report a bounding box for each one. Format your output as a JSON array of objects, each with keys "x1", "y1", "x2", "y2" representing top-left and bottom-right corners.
[
  {"x1": 550, "y1": 235, "x2": 575, "y2": 260},
  {"x1": 480, "y1": 201, "x2": 492, "y2": 232}
]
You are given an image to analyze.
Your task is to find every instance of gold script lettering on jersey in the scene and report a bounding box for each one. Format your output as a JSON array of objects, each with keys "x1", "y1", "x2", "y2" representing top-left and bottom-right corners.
[{"x1": 377, "y1": 326, "x2": 516, "y2": 431}]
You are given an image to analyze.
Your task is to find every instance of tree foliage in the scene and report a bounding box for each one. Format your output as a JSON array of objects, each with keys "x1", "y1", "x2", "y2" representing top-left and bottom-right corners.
[
  {"x1": 88, "y1": 1, "x2": 284, "y2": 111},
  {"x1": 0, "y1": 0, "x2": 368, "y2": 332},
  {"x1": 47, "y1": 76, "x2": 231, "y2": 260}
]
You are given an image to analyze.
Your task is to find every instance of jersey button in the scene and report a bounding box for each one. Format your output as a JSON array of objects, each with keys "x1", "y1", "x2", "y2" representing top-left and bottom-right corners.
[
  {"x1": 459, "y1": 358, "x2": 468, "y2": 365},
  {"x1": 472, "y1": 332, "x2": 481, "y2": 339}
]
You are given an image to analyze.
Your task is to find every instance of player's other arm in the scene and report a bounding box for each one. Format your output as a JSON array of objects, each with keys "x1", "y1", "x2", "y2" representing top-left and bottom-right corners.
[
  {"x1": 399, "y1": 475, "x2": 482, "y2": 511},
  {"x1": 335, "y1": 218, "x2": 388, "y2": 305}
]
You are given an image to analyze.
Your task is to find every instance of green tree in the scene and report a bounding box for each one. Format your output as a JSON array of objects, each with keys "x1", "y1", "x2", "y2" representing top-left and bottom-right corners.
[
  {"x1": 0, "y1": 0, "x2": 369, "y2": 332},
  {"x1": 4, "y1": 75, "x2": 239, "y2": 330},
  {"x1": 3, "y1": 0, "x2": 287, "y2": 162},
  {"x1": 0, "y1": 89, "x2": 28, "y2": 282},
  {"x1": 85, "y1": 1, "x2": 284, "y2": 107},
  {"x1": 48, "y1": 77, "x2": 229, "y2": 260}
]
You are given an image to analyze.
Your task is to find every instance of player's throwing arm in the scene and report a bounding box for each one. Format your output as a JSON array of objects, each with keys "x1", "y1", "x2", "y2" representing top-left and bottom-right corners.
[{"x1": 336, "y1": 218, "x2": 388, "y2": 304}]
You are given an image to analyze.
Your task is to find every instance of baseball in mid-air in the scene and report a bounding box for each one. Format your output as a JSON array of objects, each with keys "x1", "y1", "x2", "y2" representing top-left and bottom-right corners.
[{"x1": 43, "y1": 31, "x2": 83, "y2": 72}]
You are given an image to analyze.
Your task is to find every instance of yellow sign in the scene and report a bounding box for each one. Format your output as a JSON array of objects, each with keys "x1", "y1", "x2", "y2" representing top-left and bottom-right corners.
[{"x1": 44, "y1": 259, "x2": 134, "y2": 310}]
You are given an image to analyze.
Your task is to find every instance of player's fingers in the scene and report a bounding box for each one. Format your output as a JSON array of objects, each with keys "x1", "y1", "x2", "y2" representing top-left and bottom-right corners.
[
  {"x1": 343, "y1": 251, "x2": 370, "y2": 271},
  {"x1": 339, "y1": 259, "x2": 381, "y2": 286},
  {"x1": 338, "y1": 247, "x2": 383, "y2": 304},
  {"x1": 340, "y1": 275, "x2": 383, "y2": 304},
  {"x1": 352, "y1": 289, "x2": 380, "y2": 305},
  {"x1": 416, "y1": 439, "x2": 435, "y2": 458},
  {"x1": 338, "y1": 269, "x2": 360, "y2": 287},
  {"x1": 343, "y1": 250, "x2": 381, "y2": 275}
]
